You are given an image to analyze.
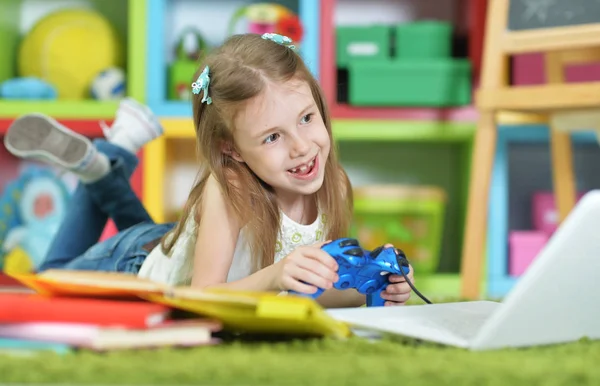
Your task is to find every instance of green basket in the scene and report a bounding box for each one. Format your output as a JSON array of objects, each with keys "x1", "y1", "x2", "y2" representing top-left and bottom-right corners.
[
  {"x1": 336, "y1": 25, "x2": 392, "y2": 68},
  {"x1": 348, "y1": 58, "x2": 471, "y2": 106},
  {"x1": 395, "y1": 21, "x2": 452, "y2": 59},
  {"x1": 350, "y1": 185, "x2": 446, "y2": 275}
]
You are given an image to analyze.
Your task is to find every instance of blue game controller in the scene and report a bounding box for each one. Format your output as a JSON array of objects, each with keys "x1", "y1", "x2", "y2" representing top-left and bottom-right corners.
[{"x1": 289, "y1": 238, "x2": 412, "y2": 307}]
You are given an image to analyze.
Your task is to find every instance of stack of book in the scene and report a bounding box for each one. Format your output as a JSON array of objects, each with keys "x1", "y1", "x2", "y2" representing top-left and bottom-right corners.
[
  {"x1": 0, "y1": 269, "x2": 352, "y2": 355},
  {"x1": 0, "y1": 291, "x2": 221, "y2": 355}
]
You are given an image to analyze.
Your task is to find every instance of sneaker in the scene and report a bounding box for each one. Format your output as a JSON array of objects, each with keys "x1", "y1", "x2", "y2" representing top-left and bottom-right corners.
[
  {"x1": 4, "y1": 113, "x2": 95, "y2": 172},
  {"x1": 101, "y1": 98, "x2": 164, "y2": 153}
]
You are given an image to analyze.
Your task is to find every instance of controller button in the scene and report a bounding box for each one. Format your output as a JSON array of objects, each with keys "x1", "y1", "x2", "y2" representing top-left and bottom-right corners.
[
  {"x1": 339, "y1": 239, "x2": 359, "y2": 247},
  {"x1": 337, "y1": 274, "x2": 355, "y2": 289},
  {"x1": 344, "y1": 247, "x2": 364, "y2": 257}
]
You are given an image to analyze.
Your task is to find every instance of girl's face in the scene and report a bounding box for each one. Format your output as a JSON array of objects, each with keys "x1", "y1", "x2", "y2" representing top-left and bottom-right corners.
[{"x1": 230, "y1": 78, "x2": 331, "y2": 202}]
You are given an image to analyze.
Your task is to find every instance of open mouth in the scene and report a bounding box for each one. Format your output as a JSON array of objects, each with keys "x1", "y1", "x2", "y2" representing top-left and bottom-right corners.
[{"x1": 287, "y1": 156, "x2": 317, "y2": 176}]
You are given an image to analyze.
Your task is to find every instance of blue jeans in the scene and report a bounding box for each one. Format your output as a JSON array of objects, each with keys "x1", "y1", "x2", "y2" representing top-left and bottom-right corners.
[{"x1": 39, "y1": 140, "x2": 175, "y2": 274}]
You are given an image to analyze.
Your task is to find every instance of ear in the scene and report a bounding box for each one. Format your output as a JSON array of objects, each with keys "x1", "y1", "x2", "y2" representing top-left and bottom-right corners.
[{"x1": 221, "y1": 141, "x2": 244, "y2": 163}]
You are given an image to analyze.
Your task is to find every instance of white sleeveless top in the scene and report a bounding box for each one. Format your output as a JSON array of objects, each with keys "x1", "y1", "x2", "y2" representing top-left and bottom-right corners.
[{"x1": 137, "y1": 210, "x2": 327, "y2": 287}]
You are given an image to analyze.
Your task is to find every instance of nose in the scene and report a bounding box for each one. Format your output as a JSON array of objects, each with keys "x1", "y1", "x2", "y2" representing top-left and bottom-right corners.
[{"x1": 289, "y1": 133, "x2": 311, "y2": 159}]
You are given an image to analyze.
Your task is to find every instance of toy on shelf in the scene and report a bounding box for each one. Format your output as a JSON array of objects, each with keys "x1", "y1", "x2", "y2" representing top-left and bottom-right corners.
[
  {"x1": 0, "y1": 167, "x2": 70, "y2": 274},
  {"x1": 90, "y1": 67, "x2": 126, "y2": 100},
  {"x1": 168, "y1": 28, "x2": 210, "y2": 101},
  {"x1": 18, "y1": 8, "x2": 124, "y2": 100},
  {"x1": 288, "y1": 238, "x2": 431, "y2": 307},
  {"x1": 509, "y1": 190, "x2": 587, "y2": 277},
  {"x1": 0, "y1": 77, "x2": 57, "y2": 100},
  {"x1": 336, "y1": 21, "x2": 471, "y2": 107},
  {"x1": 227, "y1": 3, "x2": 303, "y2": 44},
  {"x1": 351, "y1": 185, "x2": 446, "y2": 276}
]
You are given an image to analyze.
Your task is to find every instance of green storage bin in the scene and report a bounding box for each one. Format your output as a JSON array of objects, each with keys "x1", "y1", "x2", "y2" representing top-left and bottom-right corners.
[
  {"x1": 348, "y1": 58, "x2": 471, "y2": 106},
  {"x1": 336, "y1": 25, "x2": 392, "y2": 68},
  {"x1": 350, "y1": 185, "x2": 447, "y2": 275},
  {"x1": 395, "y1": 21, "x2": 452, "y2": 59}
]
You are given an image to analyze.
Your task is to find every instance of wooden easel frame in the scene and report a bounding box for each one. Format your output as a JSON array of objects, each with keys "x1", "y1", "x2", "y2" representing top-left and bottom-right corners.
[{"x1": 461, "y1": 0, "x2": 600, "y2": 299}]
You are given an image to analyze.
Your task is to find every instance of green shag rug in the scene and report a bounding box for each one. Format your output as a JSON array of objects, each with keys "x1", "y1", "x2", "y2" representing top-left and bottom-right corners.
[{"x1": 1, "y1": 334, "x2": 599, "y2": 385}]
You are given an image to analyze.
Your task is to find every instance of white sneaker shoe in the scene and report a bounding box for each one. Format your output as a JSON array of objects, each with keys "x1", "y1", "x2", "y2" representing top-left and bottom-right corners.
[
  {"x1": 4, "y1": 113, "x2": 95, "y2": 171},
  {"x1": 101, "y1": 98, "x2": 164, "y2": 153},
  {"x1": 4, "y1": 114, "x2": 111, "y2": 182}
]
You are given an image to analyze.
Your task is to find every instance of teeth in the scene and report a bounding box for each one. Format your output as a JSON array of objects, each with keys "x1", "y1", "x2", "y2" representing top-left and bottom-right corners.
[{"x1": 289, "y1": 158, "x2": 315, "y2": 174}]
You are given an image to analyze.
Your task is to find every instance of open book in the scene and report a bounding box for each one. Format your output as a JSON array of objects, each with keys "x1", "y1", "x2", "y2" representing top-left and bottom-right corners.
[{"x1": 8, "y1": 270, "x2": 351, "y2": 339}]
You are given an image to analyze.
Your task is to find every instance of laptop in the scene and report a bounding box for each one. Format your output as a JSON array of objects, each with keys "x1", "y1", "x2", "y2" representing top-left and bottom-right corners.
[{"x1": 327, "y1": 190, "x2": 600, "y2": 350}]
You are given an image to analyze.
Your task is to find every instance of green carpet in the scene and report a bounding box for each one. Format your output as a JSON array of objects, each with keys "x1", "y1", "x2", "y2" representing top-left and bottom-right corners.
[{"x1": 1, "y1": 335, "x2": 599, "y2": 385}]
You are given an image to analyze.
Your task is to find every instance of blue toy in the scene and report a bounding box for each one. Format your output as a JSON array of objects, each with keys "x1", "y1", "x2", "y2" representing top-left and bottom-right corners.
[
  {"x1": 289, "y1": 238, "x2": 432, "y2": 306},
  {"x1": 0, "y1": 77, "x2": 57, "y2": 100},
  {"x1": 0, "y1": 167, "x2": 69, "y2": 271}
]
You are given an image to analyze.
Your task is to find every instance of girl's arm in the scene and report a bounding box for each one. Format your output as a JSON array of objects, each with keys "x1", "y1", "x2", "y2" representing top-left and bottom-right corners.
[
  {"x1": 191, "y1": 174, "x2": 339, "y2": 294},
  {"x1": 190, "y1": 174, "x2": 279, "y2": 292}
]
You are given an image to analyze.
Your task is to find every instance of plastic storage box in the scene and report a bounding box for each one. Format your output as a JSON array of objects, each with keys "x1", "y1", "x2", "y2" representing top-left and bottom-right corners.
[
  {"x1": 336, "y1": 25, "x2": 392, "y2": 68},
  {"x1": 395, "y1": 21, "x2": 452, "y2": 59},
  {"x1": 508, "y1": 231, "x2": 548, "y2": 276},
  {"x1": 532, "y1": 191, "x2": 585, "y2": 235},
  {"x1": 350, "y1": 185, "x2": 446, "y2": 275},
  {"x1": 348, "y1": 59, "x2": 471, "y2": 106}
]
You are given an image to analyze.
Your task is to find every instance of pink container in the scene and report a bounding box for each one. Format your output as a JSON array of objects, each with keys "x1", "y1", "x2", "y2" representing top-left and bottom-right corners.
[
  {"x1": 513, "y1": 53, "x2": 600, "y2": 85},
  {"x1": 509, "y1": 231, "x2": 549, "y2": 276},
  {"x1": 532, "y1": 191, "x2": 585, "y2": 235}
]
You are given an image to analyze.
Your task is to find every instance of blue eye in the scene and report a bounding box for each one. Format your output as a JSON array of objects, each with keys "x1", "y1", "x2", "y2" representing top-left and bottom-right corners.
[
  {"x1": 264, "y1": 133, "x2": 279, "y2": 144},
  {"x1": 300, "y1": 113, "x2": 313, "y2": 125}
]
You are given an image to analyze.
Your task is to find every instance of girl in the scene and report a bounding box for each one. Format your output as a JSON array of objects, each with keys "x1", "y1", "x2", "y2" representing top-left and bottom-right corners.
[{"x1": 4, "y1": 33, "x2": 414, "y2": 308}]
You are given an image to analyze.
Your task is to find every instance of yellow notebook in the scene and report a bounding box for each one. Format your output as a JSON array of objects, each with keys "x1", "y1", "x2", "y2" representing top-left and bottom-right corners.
[{"x1": 9, "y1": 270, "x2": 351, "y2": 339}]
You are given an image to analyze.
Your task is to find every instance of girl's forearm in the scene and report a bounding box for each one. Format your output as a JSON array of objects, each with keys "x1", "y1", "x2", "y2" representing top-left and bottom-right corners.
[{"x1": 201, "y1": 264, "x2": 278, "y2": 292}]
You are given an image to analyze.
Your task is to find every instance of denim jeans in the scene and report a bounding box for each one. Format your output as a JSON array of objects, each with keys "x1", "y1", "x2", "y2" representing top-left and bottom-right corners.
[{"x1": 39, "y1": 140, "x2": 175, "y2": 273}]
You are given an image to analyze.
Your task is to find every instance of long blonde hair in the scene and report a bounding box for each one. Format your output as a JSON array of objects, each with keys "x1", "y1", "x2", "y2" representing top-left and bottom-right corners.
[{"x1": 161, "y1": 34, "x2": 353, "y2": 272}]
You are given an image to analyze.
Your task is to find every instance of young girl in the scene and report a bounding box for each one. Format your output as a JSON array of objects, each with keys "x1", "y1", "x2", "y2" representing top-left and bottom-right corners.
[{"x1": 4, "y1": 33, "x2": 414, "y2": 308}]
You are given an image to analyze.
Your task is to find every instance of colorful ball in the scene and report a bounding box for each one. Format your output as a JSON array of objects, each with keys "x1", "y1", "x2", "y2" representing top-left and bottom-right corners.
[
  {"x1": 18, "y1": 9, "x2": 123, "y2": 100},
  {"x1": 90, "y1": 67, "x2": 126, "y2": 100}
]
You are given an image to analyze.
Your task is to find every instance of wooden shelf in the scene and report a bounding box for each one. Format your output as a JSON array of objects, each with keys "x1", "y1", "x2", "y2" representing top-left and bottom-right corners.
[
  {"x1": 331, "y1": 103, "x2": 478, "y2": 122},
  {"x1": 0, "y1": 101, "x2": 120, "y2": 120},
  {"x1": 332, "y1": 119, "x2": 475, "y2": 142}
]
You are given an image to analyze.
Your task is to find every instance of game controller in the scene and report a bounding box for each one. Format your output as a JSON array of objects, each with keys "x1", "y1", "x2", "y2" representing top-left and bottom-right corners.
[{"x1": 288, "y1": 238, "x2": 411, "y2": 307}]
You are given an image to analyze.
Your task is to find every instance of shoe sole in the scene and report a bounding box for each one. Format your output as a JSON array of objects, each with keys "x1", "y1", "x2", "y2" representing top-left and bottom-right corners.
[{"x1": 4, "y1": 114, "x2": 91, "y2": 168}]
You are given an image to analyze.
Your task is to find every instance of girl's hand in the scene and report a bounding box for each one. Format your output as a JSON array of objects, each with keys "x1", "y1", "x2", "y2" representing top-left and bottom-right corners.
[
  {"x1": 379, "y1": 243, "x2": 414, "y2": 306},
  {"x1": 381, "y1": 265, "x2": 414, "y2": 306},
  {"x1": 272, "y1": 241, "x2": 339, "y2": 294}
]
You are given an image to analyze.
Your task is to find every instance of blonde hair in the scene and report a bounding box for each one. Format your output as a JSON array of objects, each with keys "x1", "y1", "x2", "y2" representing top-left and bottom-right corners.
[{"x1": 161, "y1": 34, "x2": 353, "y2": 272}]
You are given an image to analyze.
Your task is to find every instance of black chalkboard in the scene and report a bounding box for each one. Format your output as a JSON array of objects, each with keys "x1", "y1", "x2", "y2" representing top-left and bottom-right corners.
[{"x1": 509, "y1": 0, "x2": 600, "y2": 30}]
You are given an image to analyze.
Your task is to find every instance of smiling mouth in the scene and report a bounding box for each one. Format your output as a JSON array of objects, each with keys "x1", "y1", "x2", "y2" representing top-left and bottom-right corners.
[{"x1": 287, "y1": 156, "x2": 316, "y2": 176}]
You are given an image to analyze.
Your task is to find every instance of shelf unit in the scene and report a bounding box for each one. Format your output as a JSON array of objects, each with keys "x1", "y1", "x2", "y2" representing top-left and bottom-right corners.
[{"x1": 5, "y1": 0, "x2": 589, "y2": 298}]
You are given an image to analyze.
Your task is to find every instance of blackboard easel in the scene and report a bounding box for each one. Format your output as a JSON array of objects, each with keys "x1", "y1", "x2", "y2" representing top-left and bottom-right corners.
[{"x1": 461, "y1": 0, "x2": 600, "y2": 299}]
